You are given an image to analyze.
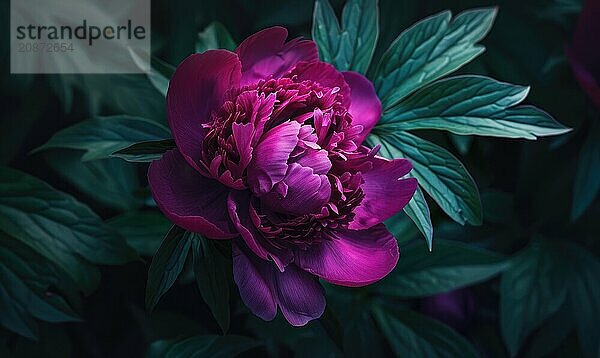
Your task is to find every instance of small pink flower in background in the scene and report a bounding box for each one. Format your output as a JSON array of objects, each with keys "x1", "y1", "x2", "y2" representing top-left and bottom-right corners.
[
  {"x1": 566, "y1": 0, "x2": 600, "y2": 108},
  {"x1": 148, "y1": 26, "x2": 417, "y2": 326}
]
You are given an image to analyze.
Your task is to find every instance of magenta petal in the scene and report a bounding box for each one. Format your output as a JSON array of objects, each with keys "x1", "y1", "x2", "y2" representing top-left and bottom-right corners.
[
  {"x1": 263, "y1": 163, "x2": 331, "y2": 216},
  {"x1": 232, "y1": 242, "x2": 277, "y2": 321},
  {"x1": 227, "y1": 191, "x2": 270, "y2": 260},
  {"x1": 232, "y1": 242, "x2": 325, "y2": 326},
  {"x1": 235, "y1": 27, "x2": 318, "y2": 86},
  {"x1": 273, "y1": 264, "x2": 326, "y2": 326},
  {"x1": 296, "y1": 224, "x2": 399, "y2": 287},
  {"x1": 247, "y1": 121, "x2": 301, "y2": 195},
  {"x1": 290, "y1": 61, "x2": 350, "y2": 104},
  {"x1": 148, "y1": 149, "x2": 236, "y2": 239},
  {"x1": 342, "y1": 71, "x2": 382, "y2": 144},
  {"x1": 167, "y1": 50, "x2": 242, "y2": 166},
  {"x1": 349, "y1": 157, "x2": 417, "y2": 230}
]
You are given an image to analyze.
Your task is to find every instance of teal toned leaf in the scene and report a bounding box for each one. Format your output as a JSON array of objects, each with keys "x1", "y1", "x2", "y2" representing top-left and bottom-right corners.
[
  {"x1": 45, "y1": 150, "x2": 141, "y2": 211},
  {"x1": 374, "y1": 8, "x2": 497, "y2": 109},
  {"x1": 571, "y1": 123, "x2": 600, "y2": 220},
  {"x1": 312, "y1": 0, "x2": 378, "y2": 73},
  {"x1": 33, "y1": 115, "x2": 171, "y2": 161},
  {"x1": 111, "y1": 139, "x2": 176, "y2": 163},
  {"x1": 377, "y1": 240, "x2": 508, "y2": 297},
  {"x1": 524, "y1": 304, "x2": 573, "y2": 358},
  {"x1": 373, "y1": 305, "x2": 478, "y2": 358},
  {"x1": 147, "y1": 334, "x2": 259, "y2": 358},
  {"x1": 146, "y1": 226, "x2": 192, "y2": 312},
  {"x1": 196, "y1": 22, "x2": 236, "y2": 53},
  {"x1": 0, "y1": 167, "x2": 137, "y2": 293},
  {"x1": 0, "y1": 235, "x2": 80, "y2": 339},
  {"x1": 566, "y1": 243, "x2": 600, "y2": 357},
  {"x1": 369, "y1": 131, "x2": 482, "y2": 226},
  {"x1": 450, "y1": 134, "x2": 473, "y2": 155},
  {"x1": 377, "y1": 140, "x2": 433, "y2": 247},
  {"x1": 379, "y1": 76, "x2": 571, "y2": 139},
  {"x1": 402, "y1": 186, "x2": 433, "y2": 249},
  {"x1": 500, "y1": 240, "x2": 570, "y2": 356},
  {"x1": 129, "y1": 47, "x2": 174, "y2": 97},
  {"x1": 191, "y1": 235, "x2": 231, "y2": 333},
  {"x1": 107, "y1": 211, "x2": 171, "y2": 256},
  {"x1": 383, "y1": 211, "x2": 419, "y2": 246}
]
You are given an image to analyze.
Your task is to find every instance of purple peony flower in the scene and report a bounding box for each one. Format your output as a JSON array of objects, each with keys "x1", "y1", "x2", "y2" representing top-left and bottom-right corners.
[
  {"x1": 566, "y1": 0, "x2": 600, "y2": 108},
  {"x1": 148, "y1": 27, "x2": 417, "y2": 326}
]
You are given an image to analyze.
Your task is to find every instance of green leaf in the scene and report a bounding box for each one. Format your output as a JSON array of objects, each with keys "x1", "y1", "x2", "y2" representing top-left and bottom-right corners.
[
  {"x1": 449, "y1": 134, "x2": 473, "y2": 155},
  {"x1": 403, "y1": 186, "x2": 433, "y2": 249},
  {"x1": 33, "y1": 115, "x2": 171, "y2": 161},
  {"x1": 369, "y1": 131, "x2": 482, "y2": 225},
  {"x1": 147, "y1": 334, "x2": 259, "y2": 358},
  {"x1": 383, "y1": 210, "x2": 419, "y2": 246},
  {"x1": 565, "y1": 243, "x2": 600, "y2": 357},
  {"x1": 377, "y1": 240, "x2": 508, "y2": 297},
  {"x1": 379, "y1": 76, "x2": 571, "y2": 139},
  {"x1": 196, "y1": 22, "x2": 236, "y2": 53},
  {"x1": 373, "y1": 305, "x2": 478, "y2": 357},
  {"x1": 500, "y1": 240, "x2": 571, "y2": 356},
  {"x1": 0, "y1": 235, "x2": 80, "y2": 339},
  {"x1": 374, "y1": 8, "x2": 497, "y2": 109},
  {"x1": 0, "y1": 167, "x2": 136, "y2": 293},
  {"x1": 146, "y1": 226, "x2": 192, "y2": 312},
  {"x1": 111, "y1": 139, "x2": 176, "y2": 163},
  {"x1": 129, "y1": 48, "x2": 174, "y2": 97},
  {"x1": 571, "y1": 123, "x2": 600, "y2": 220},
  {"x1": 44, "y1": 150, "x2": 141, "y2": 211},
  {"x1": 107, "y1": 211, "x2": 172, "y2": 257},
  {"x1": 376, "y1": 140, "x2": 433, "y2": 247},
  {"x1": 191, "y1": 235, "x2": 231, "y2": 333},
  {"x1": 343, "y1": 309, "x2": 384, "y2": 358},
  {"x1": 312, "y1": 0, "x2": 378, "y2": 73}
]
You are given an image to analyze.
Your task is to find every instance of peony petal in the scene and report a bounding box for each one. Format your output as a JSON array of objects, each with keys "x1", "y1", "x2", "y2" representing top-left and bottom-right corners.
[
  {"x1": 273, "y1": 264, "x2": 326, "y2": 326},
  {"x1": 148, "y1": 149, "x2": 237, "y2": 239},
  {"x1": 342, "y1": 71, "x2": 382, "y2": 144},
  {"x1": 263, "y1": 163, "x2": 331, "y2": 216},
  {"x1": 296, "y1": 224, "x2": 399, "y2": 287},
  {"x1": 295, "y1": 148, "x2": 332, "y2": 175},
  {"x1": 232, "y1": 242, "x2": 277, "y2": 321},
  {"x1": 235, "y1": 27, "x2": 318, "y2": 86},
  {"x1": 167, "y1": 50, "x2": 242, "y2": 167},
  {"x1": 348, "y1": 157, "x2": 417, "y2": 230},
  {"x1": 247, "y1": 121, "x2": 301, "y2": 195},
  {"x1": 232, "y1": 242, "x2": 325, "y2": 326},
  {"x1": 227, "y1": 191, "x2": 270, "y2": 260},
  {"x1": 290, "y1": 61, "x2": 350, "y2": 104}
]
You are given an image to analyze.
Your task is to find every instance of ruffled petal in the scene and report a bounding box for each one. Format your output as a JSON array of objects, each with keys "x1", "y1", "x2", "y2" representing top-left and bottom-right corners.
[
  {"x1": 167, "y1": 50, "x2": 242, "y2": 166},
  {"x1": 247, "y1": 121, "x2": 301, "y2": 195},
  {"x1": 295, "y1": 224, "x2": 399, "y2": 287},
  {"x1": 232, "y1": 242, "x2": 325, "y2": 326},
  {"x1": 263, "y1": 163, "x2": 331, "y2": 216},
  {"x1": 227, "y1": 191, "x2": 270, "y2": 260},
  {"x1": 235, "y1": 27, "x2": 318, "y2": 86},
  {"x1": 342, "y1": 71, "x2": 382, "y2": 144},
  {"x1": 148, "y1": 149, "x2": 236, "y2": 239},
  {"x1": 290, "y1": 61, "x2": 350, "y2": 105},
  {"x1": 349, "y1": 157, "x2": 417, "y2": 230}
]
